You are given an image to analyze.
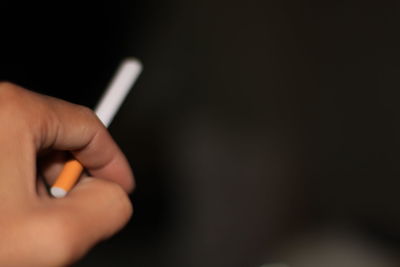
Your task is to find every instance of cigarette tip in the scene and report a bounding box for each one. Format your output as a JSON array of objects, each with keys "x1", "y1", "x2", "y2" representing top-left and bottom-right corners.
[{"x1": 50, "y1": 187, "x2": 67, "y2": 198}]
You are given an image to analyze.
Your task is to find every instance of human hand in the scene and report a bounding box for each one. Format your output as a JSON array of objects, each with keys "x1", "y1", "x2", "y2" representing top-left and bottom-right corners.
[{"x1": 0, "y1": 82, "x2": 134, "y2": 266}]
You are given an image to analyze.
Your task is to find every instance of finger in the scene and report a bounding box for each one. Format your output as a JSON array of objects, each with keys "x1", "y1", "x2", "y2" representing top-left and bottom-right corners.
[
  {"x1": 1, "y1": 85, "x2": 134, "y2": 193},
  {"x1": 42, "y1": 96, "x2": 134, "y2": 192},
  {"x1": 44, "y1": 177, "x2": 133, "y2": 263}
]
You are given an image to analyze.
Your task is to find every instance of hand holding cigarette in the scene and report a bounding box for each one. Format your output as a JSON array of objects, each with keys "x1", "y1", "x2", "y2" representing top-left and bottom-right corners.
[{"x1": 0, "y1": 81, "x2": 134, "y2": 266}]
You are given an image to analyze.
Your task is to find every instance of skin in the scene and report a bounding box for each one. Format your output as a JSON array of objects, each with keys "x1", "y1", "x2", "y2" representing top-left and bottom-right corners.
[{"x1": 0, "y1": 82, "x2": 134, "y2": 266}]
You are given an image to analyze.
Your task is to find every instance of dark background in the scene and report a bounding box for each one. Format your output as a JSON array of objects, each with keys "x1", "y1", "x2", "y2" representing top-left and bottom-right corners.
[{"x1": 1, "y1": 0, "x2": 400, "y2": 266}]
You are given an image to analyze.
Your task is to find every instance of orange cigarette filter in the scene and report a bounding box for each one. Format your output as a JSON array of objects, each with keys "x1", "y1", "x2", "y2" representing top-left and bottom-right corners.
[{"x1": 51, "y1": 160, "x2": 84, "y2": 197}]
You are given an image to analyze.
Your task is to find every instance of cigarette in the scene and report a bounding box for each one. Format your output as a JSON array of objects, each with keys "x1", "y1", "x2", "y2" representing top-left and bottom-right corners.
[{"x1": 50, "y1": 58, "x2": 143, "y2": 198}]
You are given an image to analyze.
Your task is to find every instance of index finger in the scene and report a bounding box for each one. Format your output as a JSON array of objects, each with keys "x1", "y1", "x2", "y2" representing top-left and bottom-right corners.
[{"x1": 37, "y1": 92, "x2": 134, "y2": 193}]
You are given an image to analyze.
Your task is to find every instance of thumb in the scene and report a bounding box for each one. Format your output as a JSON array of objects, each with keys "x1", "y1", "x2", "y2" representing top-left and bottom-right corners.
[{"x1": 44, "y1": 177, "x2": 133, "y2": 265}]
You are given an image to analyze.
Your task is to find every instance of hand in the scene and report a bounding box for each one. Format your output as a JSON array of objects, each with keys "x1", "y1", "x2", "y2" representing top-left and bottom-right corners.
[{"x1": 0, "y1": 82, "x2": 134, "y2": 266}]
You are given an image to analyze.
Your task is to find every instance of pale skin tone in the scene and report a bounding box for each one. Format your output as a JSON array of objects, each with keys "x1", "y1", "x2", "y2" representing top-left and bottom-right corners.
[{"x1": 0, "y1": 82, "x2": 134, "y2": 266}]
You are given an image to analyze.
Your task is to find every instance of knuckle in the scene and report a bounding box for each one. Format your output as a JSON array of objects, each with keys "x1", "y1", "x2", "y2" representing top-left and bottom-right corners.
[
  {"x1": 0, "y1": 82, "x2": 22, "y2": 102},
  {"x1": 0, "y1": 81, "x2": 14, "y2": 89},
  {"x1": 0, "y1": 81, "x2": 18, "y2": 90},
  {"x1": 0, "y1": 83, "x2": 29, "y2": 126},
  {"x1": 0, "y1": 83, "x2": 45, "y2": 140}
]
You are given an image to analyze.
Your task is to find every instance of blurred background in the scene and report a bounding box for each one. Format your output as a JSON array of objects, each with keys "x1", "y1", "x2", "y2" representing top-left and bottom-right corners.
[{"x1": 1, "y1": 0, "x2": 400, "y2": 266}]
